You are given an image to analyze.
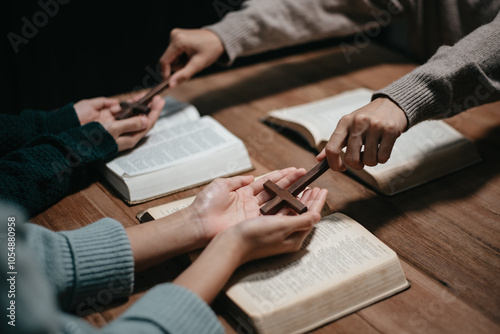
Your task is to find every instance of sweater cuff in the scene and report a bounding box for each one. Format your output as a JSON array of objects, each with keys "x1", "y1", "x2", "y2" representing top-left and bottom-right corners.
[
  {"x1": 372, "y1": 71, "x2": 443, "y2": 127},
  {"x1": 204, "y1": 14, "x2": 258, "y2": 66},
  {"x1": 59, "y1": 122, "x2": 118, "y2": 162},
  {"x1": 46, "y1": 103, "x2": 81, "y2": 134},
  {"x1": 116, "y1": 284, "x2": 224, "y2": 334},
  {"x1": 59, "y1": 218, "x2": 135, "y2": 311}
]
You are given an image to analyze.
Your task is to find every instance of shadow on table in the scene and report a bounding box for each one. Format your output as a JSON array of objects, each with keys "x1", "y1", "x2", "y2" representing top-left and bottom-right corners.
[{"x1": 189, "y1": 44, "x2": 410, "y2": 116}]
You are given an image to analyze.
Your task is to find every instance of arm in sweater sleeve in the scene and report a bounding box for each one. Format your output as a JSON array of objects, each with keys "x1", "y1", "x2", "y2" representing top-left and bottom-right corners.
[
  {"x1": 205, "y1": 0, "x2": 405, "y2": 65},
  {"x1": 0, "y1": 203, "x2": 224, "y2": 334},
  {"x1": 0, "y1": 104, "x2": 81, "y2": 157},
  {"x1": 0, "y1": 122, "x2": 117, "y2": 217},
  {"x1": 373, "y1": 10, "x2": 500, "y2": 127}
]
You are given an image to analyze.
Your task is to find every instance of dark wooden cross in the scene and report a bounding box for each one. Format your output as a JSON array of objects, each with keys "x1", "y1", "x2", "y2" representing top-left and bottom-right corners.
[
  {"x1": 260, "y1": 159, "x2": 330, "y2": 215},
  {"x1": 116, "y1": 80, "x2": 170, "y2": 120}
]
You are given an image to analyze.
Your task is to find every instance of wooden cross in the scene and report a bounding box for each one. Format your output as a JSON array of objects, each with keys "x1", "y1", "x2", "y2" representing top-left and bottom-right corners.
[
  {"x1": 116, "y1": 80, "x2": 170, "y2": 120},
  {"x1": 260, "y1": 159, "x2": 330, "y2": 215}
]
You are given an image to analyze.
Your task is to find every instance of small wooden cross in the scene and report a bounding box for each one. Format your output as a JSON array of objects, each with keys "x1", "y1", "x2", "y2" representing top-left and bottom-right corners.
[
  {"x1": 260, "y1": 159, "x2": 330, "y2": 215},
  {"x1": 116, "y1": 80, "x2": 170, "y2": 120}
]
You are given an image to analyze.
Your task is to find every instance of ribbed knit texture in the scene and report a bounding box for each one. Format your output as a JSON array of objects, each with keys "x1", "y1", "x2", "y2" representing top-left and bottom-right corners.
[
  {"x1": 59, "y1": 219, "x2": 135, "y2": 311},
  {"x1": 205, "y1": 0, "x2": 500, "y2": 65},
  {"x1": 206, "y1": 0, "x2": 399, "y2": 65},
  {"x1": 0, "y1": 103, "x2": 80, "y2": 157},
  {"x1": 1, "y1": 204, "x2": 223, "y2": 334},
  {"x1": 0, "y1": 115, "x2": 118, "y2": 217},
  {"x1": 106, "y1": 284, "x2": 224, "y2": 334},
  {"x1": 206, "y1": 0, "x2": 500, "y2": 128},
  {"x1": 374, "y1": 11, "x2": 500, "y2": 127}
]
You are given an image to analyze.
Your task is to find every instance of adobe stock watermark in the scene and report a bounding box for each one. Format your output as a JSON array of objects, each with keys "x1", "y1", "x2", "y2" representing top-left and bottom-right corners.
[
  {"x1": 341, "y1": 0, "x2": 403, "y2": 63},
  {"x1": 213, "y1": 0, "x2": 244, "y2": 19},
  {"x1": 7, "y1": 0, "x2": 71, "y2": 54},
  {"x1": 75, "y1": 273, "x2": 132, "y2": 317}
]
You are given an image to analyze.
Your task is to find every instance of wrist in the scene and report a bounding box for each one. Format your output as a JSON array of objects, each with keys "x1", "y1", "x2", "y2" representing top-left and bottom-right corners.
[
  {"x1": 169, "y1": 206, "x2": 209, "y2": 249},
  {"x1": 207, "y1": 229, "x2": 246, "y2": 269}
]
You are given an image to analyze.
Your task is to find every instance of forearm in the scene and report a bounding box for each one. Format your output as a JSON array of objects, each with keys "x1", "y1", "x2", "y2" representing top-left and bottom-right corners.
[
  {"x1": 173, "y1": 232, "x2": 242, "y2": 304},
  {"x1": 205, "y1": 0, "x2": 403, "y2": 65},
  {"x1": 374, "y1": 11, "x2": 500, "y2": 127},
  {"x1": 0, "y1": 104, "x2": 80, "y2": 156},
  {"x1": 126, "y1": 207, "x2": 207, "y2": 272},
  {"x1": 0, "y1": 123, "x2": 117, "y2": 216}
]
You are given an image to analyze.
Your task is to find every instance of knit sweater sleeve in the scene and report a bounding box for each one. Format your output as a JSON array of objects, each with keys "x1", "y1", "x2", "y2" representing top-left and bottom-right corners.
[
  {"x1": 0, "y1": 103, "x2": 81, "y2": 157},
  {"x1": 1, "y1": 205, "x2": 223, "y2": 334},
  {"x1": 373, "y1": 11, "x2": 500, "y2": 127},
  {"x1": 205, "y1": 0, "x2": 404, "y2": 65},
  {"x1": 0, "y1": 122, "x2": 117, "y2": 217}
]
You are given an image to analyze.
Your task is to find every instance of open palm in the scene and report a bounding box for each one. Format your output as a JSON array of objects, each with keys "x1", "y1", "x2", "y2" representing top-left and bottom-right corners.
[{"x1": 190, "y1": 168, "x2": 308, "y2": 240}]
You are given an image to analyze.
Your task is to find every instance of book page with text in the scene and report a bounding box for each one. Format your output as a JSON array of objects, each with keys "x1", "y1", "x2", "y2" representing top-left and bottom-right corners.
[
  {"x1": 226, "y1": 213, "x2": 396, "y2": 314},
  {"x1": 107, "y1": 116, "x2": 243, "y2": 177}
]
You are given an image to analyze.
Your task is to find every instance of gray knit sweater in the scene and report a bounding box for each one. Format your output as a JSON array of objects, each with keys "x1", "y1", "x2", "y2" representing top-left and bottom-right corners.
[
  {"x1": 0, "y1": 203, "x2": 224, "y2": 334},
  {"x1": 206, "y1": 0, "x2": 500, "y2": 127}
]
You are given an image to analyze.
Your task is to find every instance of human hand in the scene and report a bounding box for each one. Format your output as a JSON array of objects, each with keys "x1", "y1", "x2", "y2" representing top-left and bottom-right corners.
[
  {"x1": 185, "y1": 168, "x2": 311, "y2": 244},
  {"x1": 223, "y1": 187, "x2": 327, "y2": 264},
  {"x1": 76, "y1": 95, "x2": 165, "y2": 152},
  {"x1": 317, "y1": 97, "x2": 408, "y2": 170},
  {"x1": 172, "y1": 188, "x2": 326, "y2": 304},
  {"x1": 74, "y1": 97, "x2": 120, "y2": 126},
  {"x1": 159, "y1": 28, "x2": 224, "y2": 87}
]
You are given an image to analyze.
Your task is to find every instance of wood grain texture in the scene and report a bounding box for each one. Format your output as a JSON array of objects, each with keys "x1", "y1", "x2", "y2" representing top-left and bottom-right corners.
[{"x1": 32, "y1": 43, "x2": 500, "y2": 332}]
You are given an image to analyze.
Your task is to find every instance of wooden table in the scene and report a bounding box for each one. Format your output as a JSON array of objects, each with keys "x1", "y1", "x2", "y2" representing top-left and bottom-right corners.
[{"x1": 32, "y1": 43, "x2": 500, "y2": 333}]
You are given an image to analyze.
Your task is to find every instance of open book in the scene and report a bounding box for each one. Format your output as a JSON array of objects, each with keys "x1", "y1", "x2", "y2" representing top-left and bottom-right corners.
[
  {"x1": 262, "y1": 88, "x2": 481, "y2": 195},
  {"x1": 138, "y1": 196, "x2": 409, "y2": 334},
  {"x1": 100, "y1": 97, "x2": 253, "y2": 204},
  {"x1": 223, "y1": 213, "x2": 410, "y2": 334}
]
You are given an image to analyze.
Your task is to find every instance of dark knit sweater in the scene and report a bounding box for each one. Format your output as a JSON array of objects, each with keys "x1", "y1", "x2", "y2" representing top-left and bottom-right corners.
[{"x1": 0, "y1": 104, "x2": 118, "y2": 217}]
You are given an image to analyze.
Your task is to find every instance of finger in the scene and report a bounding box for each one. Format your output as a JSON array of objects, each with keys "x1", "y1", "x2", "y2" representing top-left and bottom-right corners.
[
  {"x1": 284, "y1": 212, "x2": 320, "y2": 234},
  {"x1": 223, "y1": 175, "x2": 256, "y2": 192},
  {"x1": 378, "y1": 133, "x2": 398, "y2": 164},
  {"x1": 255, "y1": 168, "x2": 307, "y2": 205},
  {"x1": 169, "y1": 54, "x2": 208, "y2": 87},
  {"x1": 316, "y1": 148, "x2": 326, "y2": 161},
  {"x1": 145, "y1": 96, "x2": 164, "y2": 126},
  {"x1": 362, "y1": 128, "x2": 381, "y2": 167},
  {"x1": 303, "y1": 188, "x2": 328, "y2": 215},
  {"x1": 114, "y1": 115, "x2": 148, "y2": 135},
  {"x1": 344, "y1": 134, "x2": 364, "y2": 170},
  {"x1": 249, "y1": 167, "x2": 297, "y2": 196},
  {"x1": 324, "y1": 126, "x2": 348, "y2": 171},
  {"x1": 160, "y1": 43, "x2": 184, "y2": 79},
  {"x1": 89, "y1": 97, "x2": 120, "y2": 109},
  {"x1": 110, "y1": 103, "x2": 122, "y2": 114}
]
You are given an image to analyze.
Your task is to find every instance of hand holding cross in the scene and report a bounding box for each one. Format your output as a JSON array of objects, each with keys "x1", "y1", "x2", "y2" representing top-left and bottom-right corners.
[
  {"x1": 116, "y1": 80, "x2": 170, "y2": 120},
  {"x1": 260, "y1": 159, "x2": 330, "y2": 215}
]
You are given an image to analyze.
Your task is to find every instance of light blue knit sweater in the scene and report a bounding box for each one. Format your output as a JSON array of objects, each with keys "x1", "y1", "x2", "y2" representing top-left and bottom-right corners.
[{"x1": 0, "y1": 203, "x2": 224, "y2": 334}]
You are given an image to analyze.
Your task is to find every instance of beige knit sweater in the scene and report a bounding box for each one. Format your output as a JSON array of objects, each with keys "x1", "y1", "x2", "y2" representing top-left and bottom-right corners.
[{"x1": 206, "y1": 0, "x2": 500, "y2": 126}]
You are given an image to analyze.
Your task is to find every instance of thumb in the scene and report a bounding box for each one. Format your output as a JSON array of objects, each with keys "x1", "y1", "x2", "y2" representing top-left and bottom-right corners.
[
  {"x1": 160, "y1": 45, "x2": 183, "y2": 80},
  {"x1": 169, "y1": 54, "x2": 207, "y2": 87},
  {"x1": 113, "y1": 115, "x2": 148, "y2": 135},
  {"x1": 316, "y1": 148, "x2": 326, "y2": 161},
  {"x1": 223, "y1": 175, "x2": 255, "y2": 192}
]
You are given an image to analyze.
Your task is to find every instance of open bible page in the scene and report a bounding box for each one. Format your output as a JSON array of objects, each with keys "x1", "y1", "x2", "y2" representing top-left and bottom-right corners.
[
  {"x1": 226, "y1": 213, "x2": 398, "y2": 314},
  {"x1": 107, "y1": 116, "x2": 242, "y2": 176},
  {"x1": 267, "y1": 89, "x2": 372, "y2": 145}
]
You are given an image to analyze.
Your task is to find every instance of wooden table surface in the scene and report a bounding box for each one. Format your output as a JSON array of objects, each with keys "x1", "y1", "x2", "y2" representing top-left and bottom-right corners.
[{"x1": 32, "y1": 43, "x2": 500, "y2": 333}]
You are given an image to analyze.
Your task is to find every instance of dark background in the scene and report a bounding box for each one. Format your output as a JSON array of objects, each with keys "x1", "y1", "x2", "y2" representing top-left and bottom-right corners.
[
  {"x1": 1, "y1": 1, "x2": 229, "y2": 113},
  {"x1": 1, "y1": 0, "x2": 404, "y2": 114}
]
